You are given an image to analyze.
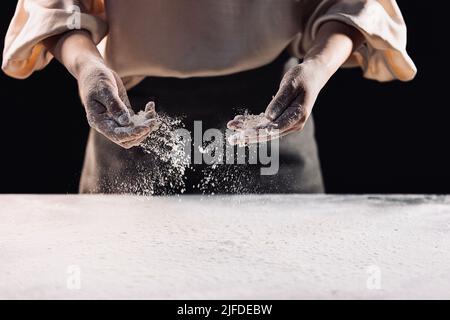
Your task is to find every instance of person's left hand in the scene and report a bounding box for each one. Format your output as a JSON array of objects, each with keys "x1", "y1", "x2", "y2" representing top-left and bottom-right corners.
[{"x1": 227, "y1": 61, "x2": 327, "y2": 145}]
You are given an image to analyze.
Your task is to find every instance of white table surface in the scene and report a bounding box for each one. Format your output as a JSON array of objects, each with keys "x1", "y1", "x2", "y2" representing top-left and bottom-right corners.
[{"x1": 0, "y1": 194, "x2": 449, "y2": 300}]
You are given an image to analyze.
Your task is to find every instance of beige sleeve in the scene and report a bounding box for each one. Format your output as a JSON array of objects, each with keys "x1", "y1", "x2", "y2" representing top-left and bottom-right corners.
[
  {"x1": 291, "y1": 0, "x2": 417, "y2": 82},
  {"x1": 2, "y1": 0, "x2": 107, "y2": 79}
]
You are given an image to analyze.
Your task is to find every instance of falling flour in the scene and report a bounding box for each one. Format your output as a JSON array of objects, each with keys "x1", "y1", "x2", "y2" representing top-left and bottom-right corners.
[
  {"x1": 198, "y1": 163, "x2": 256, "y2": 195},
  {"x1": 195, "y1": 134, "x2": 257, "y2": 195},
  {"x1": 105, "y1": 112, "x2": 190, "y2": 196},
  {"x1": 139, "y1": 114, "x2": 190, "y2": 195},
  {"x1": 108, "y1": 108, "x2": 265, "y2": 196}
]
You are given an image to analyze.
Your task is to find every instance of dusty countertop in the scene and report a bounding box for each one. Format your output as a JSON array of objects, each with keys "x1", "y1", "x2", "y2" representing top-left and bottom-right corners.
[{"x1": 0, "y1": 194, "x2": 449, "y2": 299}]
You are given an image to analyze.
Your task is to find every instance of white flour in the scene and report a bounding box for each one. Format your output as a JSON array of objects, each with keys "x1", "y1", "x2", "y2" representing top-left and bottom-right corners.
[
  {"x1": 198, "y1": 164, "x2": 255, "y2": 194},
  {"x1": 138, "y1": 114, "x2": 190, "y2": 195},
  {"x1": 114, "y1": 109, "x2": 263, "y2": 195},
  {"x1": 3, "y1": 194, "x2": 450, "y2": 299},
  {"x1": 108, "y1": 112, "x2": 190, "y2": 195},
  {"x1": 130, "y1": 111, "x2": 149, "y2": 126},
  {"x1": 195, "y1": 137, "x2": 255, "y2": 195},
  {"x1": 239, "y1": 112, "x2": 271, "y2": 128},
  {"x1": 228, "y1": 111, "x2": 276, "y2": 146}
]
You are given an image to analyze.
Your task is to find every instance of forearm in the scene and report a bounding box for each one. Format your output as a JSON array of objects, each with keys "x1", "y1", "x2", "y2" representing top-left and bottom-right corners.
[
  {"x1": 43, "y1": 31, "x2": 161, "y2": 148},
  {"x1": 303, "y1": 21, "x2": 364, "y2": 82},
  {"x1": 43, "y1": 30, "x2": 104, "y2": 79}
]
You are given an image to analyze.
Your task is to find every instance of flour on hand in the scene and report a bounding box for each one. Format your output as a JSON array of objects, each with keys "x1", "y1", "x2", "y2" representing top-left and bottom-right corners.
[
  {"x1": 130, "y1": 102, "x2": 159, "y2": 126},
  {"x1": 227, "y1": 111, "x2": 278, "y2": 146}
]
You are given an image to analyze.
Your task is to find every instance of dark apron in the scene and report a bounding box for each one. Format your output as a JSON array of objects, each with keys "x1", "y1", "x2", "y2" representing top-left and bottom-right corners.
[{"x1": 79, "y1": 51, "x2": 324, "y2": 194}]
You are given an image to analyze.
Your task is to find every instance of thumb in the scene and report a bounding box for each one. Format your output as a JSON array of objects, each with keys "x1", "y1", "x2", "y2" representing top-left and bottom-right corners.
[
  {"x1": 265, "y1": 81, "x2": 297, "y2": 121},
  {"x1": 103, "y1": 92, "x2": 131, "y2": 126}
]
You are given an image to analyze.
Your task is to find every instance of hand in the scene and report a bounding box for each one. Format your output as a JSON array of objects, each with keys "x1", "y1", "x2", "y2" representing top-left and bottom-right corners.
[
  {"x1": 78, "y1": 60, "x2": 160, "y2": 149},
  {"x1": 227, "y1": 61, "x2": 327, "y2": 145}
]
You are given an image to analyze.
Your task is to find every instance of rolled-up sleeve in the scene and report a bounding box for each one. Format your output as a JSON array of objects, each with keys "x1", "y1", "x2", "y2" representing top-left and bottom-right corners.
[
  {"x1": 2, "y1": 0, "x2": 107, "y2": 79},
  {"x1": 292, "y1": 0, "x2": 417, "y2": 82}
]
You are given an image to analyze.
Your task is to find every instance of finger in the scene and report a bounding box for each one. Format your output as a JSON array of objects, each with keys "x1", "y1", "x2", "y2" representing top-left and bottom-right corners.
[
  {"x1": 228, "y1": 120, "x2": 300, "y2": 145},
  {"x1": 227, "y1": 119, "x2": 244, "y2": 130},
  {"x1": 269, "y1": 106, "x2": 300, "y2": 131},
  {"x1": 94, "y1": 119, "x2": 118, "y2": 135},
  {"x1": 226, "y1": 111, "x2": 283, "y2": 142},
  {"x1": 227, "y1": 114, "x2": 271, "y2": 131},
  {"x1": 232, "y1": 115, "x2": 245, "y2": 122},
  {"x1": 88, "y1": 110, "x2": 152, "y2": 148},
  {"x1": 252, "y1": 117, "x2": 307, "y2": 145},
  {"x1": 109, "y1": 94, "x2": 131, "y2": 126},
  {"x1": 96, "y1": 89, "x2": 131, "y2": 126},
  {"x1": 143, "y1": 118, "x2": 162, "y2": 131},
  {"x1": 87, "y1": 110, "x2": 113, "y2": 130},
  {"x1": 114, "y1": 129, "x2": 152, "y2": 148},
  {"x1": 266, "y1": 120, "x2": 306, "y2": 141},
  {"x1": 130, "y1": 114, "x2": 161, "y2": 130},
  {"x1": 228, "y1": 129, "x2": 269, "y2": 146},
  {"x1": 121, "y1": 132, "x2": 152, "y2": 149},
  {"x1": 128, "y1": 119, "x2": 161, "y2": 136},
  {"x1": 87, "y1": 99, "x2": 107, "y2": 115},
  {"x1": 271, "y1": 97, "x2": 307, "y2": 131},
  {"x1": 265, "y1": 80, "x2": 298, "y2": 121},
  {"x1": 113, "y1": 71, "x2": 132, "y2": 109},
  {"x1": 113, "y1": 124, "x2": 153, "y2": 139},
  {"x1": 119, "y1": 122, "x2": 161, "y2": 148},
  {"x1": 229, "y1": 133, "x2": 265, "y2": 146},
  {"x1": 142, "y1": 102, "x2": 161, "y2": 123},
  {"x1": 94, "y1": 115, "x2": 150, "y2": 141},
  {"x1": 145, "y1": 111, "x2": 158, "y2": 122},
  {"x1": 145, "y1": 101, "x2": 157, "y2": 115},
  {"x1": 226, "y1": 115, "x2": 252, "y2": 130},
  {"x1": 227, "y1": 118, "x2": 282, "y2": 144}
]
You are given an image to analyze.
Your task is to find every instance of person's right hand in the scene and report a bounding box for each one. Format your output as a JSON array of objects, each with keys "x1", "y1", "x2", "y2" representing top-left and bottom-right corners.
[{"x1": 77, "y1": 60, "x2": 160, "y2": 149}]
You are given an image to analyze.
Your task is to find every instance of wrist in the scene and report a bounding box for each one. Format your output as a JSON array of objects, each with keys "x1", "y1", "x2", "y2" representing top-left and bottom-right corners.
[
  {"x1": 73, "y1": 53, "x2": 105, "y2": 80},
  {"x1": 304, "y1": 38, "x2": 345, "y2": 77},
  {"x1": 50, "y1": 30, "x2": 104, "y2": 79},
  {"x1": 300, "y1": 58, "x2": 334, "y2": 89},
  {"x1": 302, "y1": 21, "x2": 363, "y2": 83}
]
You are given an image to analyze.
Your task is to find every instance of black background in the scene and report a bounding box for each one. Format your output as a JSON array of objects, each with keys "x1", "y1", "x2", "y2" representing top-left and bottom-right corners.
[{"x1": 0, "y1": 1, "x2": 446, "y2": 194}]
